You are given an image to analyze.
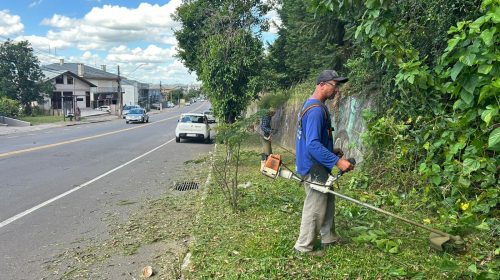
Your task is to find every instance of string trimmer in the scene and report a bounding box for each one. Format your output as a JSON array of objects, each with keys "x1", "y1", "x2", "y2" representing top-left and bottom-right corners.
[{"x1": 261, "y1": 154, "x2": 463, "y2": 251}]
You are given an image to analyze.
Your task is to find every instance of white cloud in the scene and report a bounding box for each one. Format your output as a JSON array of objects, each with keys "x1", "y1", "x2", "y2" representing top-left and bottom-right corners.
[
  {"x1": 84, "y1": 2, "x2": 181, "y2": 30},
  {"x1": 266, "y1": 9, "x2": 282, "y2": 34},
  {"x1": 28, "y1": 1, "x2": 198, "y2": 84},
  {"x1": 0, "y1": 10, "x2": 24, "y2": 36},
  {"x1": 29, "y1": 0, "x2": 44, "y2": 8},
  {"x1": 41, "y1": 14, "x2": 75, "y2": 29},
  {"x1": 37, "y1": 0, "x2": 183, "y2": 51},
  {"x1": 15, "y1": 35, "x2": 71, "y2": 50},
  {"x1": 106, "y1": 44, "x2": 176, "y2": 63}
]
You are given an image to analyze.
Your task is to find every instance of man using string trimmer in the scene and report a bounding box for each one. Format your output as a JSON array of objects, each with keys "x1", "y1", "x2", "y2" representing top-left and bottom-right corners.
[
  {"x1": 262, "y1": 71, "x2": 461, "y2": 253},
  {"x1": 293, "y1": 70, "x2": 353, "y2": 256}
]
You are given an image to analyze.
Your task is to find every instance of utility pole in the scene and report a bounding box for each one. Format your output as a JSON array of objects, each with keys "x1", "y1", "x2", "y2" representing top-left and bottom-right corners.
[
  {"x1": 159, "y1": 81, "x2": 163, "y2": 110},
  {"x1": 117, "y1": 65, "x2": 122, "y2": 117}
]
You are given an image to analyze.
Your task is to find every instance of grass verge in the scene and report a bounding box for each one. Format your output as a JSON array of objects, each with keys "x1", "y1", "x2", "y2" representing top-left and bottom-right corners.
[
  {"x1": 18, "y1": 115, "x2": 64, "y2": 124},
  {"x1": 184, "y1": 134, "x2": 499, "y2": 279}
]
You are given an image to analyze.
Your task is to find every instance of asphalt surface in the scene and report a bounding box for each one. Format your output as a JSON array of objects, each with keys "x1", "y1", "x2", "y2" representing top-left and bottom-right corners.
[{"x1": 0, "y1": 102, "x2": 214, "y2": 279}]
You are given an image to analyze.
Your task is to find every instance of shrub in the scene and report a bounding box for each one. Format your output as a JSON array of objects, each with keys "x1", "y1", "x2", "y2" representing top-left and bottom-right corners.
[{"x1": 0, "y1": 97, "x2": 20, "y2": 117}]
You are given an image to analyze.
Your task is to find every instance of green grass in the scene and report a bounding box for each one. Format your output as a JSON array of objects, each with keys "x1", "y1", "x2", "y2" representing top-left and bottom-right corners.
[
  {"x1": 184, "y1": 134, "x2": 499, "y2": 279},
  {"x1": 18, "y1": 115, "x2": 65, "y2": 124}
]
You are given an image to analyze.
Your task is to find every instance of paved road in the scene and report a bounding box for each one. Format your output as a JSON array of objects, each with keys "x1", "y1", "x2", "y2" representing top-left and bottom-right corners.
[{"x1": 0, "y1": 101, "x2": 213, "y2": 279}]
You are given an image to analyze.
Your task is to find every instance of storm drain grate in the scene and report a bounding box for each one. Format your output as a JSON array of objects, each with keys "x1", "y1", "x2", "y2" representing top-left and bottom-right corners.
[{"x1": 174, "y1": 181, "x2": 199, "y2": 191}]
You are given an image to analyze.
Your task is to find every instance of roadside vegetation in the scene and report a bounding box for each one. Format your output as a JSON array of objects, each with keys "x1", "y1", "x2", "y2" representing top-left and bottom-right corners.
[
  {"x1": 0, "y1": 40, "x2": 53, "y2": 117},
  {"x1": 174, "y1": 0, "x2": 498, "y2": 278},
  {"x1": 185, "y1": 136, "x2": 498, "y2": 279}
]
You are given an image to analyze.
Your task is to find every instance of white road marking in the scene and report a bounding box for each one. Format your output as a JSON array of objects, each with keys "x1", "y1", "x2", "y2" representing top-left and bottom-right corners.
[{"x1": 0, "y1": 138, "x2": 175, "y2": 229}]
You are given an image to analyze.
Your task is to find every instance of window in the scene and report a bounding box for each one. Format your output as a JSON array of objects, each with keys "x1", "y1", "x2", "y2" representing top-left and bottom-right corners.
[
  {"x1": 67, "y1": 76, "x2": 73, "y2": 84},
  {"x1": 55, "y1": 76, "x2": 63, "y2": 84}
]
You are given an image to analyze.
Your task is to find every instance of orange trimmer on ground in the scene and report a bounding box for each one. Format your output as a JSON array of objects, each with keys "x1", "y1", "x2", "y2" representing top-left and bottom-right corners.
[{"x1": 261, "y1": 154, "x2": 463, "y2": 251}]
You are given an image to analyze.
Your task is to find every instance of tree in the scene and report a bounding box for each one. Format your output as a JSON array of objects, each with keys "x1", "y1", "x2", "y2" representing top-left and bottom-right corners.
[
  {"x1": 174, "y1": 0, "x2": 270, "y2": 123},
  {"x1": 0, "y1": 40, "x2": 52, "y2": 115},
  {"x1": 200, "y1": 31, "x2": 263, "y2": 123}
]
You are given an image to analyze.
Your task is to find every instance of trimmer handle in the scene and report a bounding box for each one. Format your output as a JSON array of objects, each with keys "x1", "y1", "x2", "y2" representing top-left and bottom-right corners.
[{"x1": 339, "y1": 158, "x2": 356, "y2": 176}]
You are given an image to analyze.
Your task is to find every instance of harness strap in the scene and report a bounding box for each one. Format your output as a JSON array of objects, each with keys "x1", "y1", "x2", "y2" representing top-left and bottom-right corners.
[{"x1": 298, "y1": 101, "x2": 333, "y2": 141}]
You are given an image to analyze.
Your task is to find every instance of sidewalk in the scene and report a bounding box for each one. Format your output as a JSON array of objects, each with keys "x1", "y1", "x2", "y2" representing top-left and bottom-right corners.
[
  {"x1": 0, "y1": 112, "x2": 118, "y2": 136},
  {"x1": 0, "y1": 109, "x2": 166, "y2": 136}
]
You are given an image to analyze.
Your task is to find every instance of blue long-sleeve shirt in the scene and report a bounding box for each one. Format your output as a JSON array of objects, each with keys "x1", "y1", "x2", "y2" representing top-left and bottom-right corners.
[
  {"x1": 261, "y1": 115, "x2": 272, "y2": 137},
  {"x1": 296, "y1": 99, "x2": 339, "y2": 176}
]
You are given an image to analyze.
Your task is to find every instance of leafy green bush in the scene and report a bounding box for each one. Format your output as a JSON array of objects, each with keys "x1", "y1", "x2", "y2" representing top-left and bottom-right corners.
[
  {"x1": 258, "y1": 92, "x2": 289, "y2": 110},
  {"x1": 0, "y1": 97, "x2": 20, "y2": 117},
  {"x1": 353, "y1": 0, "x2": 499, "y2": 235}
]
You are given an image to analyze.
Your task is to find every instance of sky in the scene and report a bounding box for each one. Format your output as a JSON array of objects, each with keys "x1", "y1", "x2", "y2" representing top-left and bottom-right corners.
[{"x1": 0, "y1": 0, "x2": 280, "y2": 85}]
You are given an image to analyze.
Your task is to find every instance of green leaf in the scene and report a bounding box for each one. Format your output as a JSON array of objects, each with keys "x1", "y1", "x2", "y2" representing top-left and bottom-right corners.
[
  {"x1": 450, "y1": 62, "x2": 464, "y2": 81},
  {"x1": 475, "y1": 220, "x2": 490, "y2": 231},
  {"x1": 492, "y1": 6, "x2": 500, "y2": 23},
  {"x1": 478, "y1": 64, "x2": 493, "y2": 75},
  {"x1": 423, "y1": 142, "x2": 430, "y2": 150},
  {"x1": 440, "y1": 259, "x2": 459, "y2": 272},
  {"x1": 459, "y1": 53, "x2": 477, "y2": 66},
  {"x1": 460, "y1": 89, "x2": 474, "y2": 105},
  {"x1": 493, "y1": 78, "x2": 500, "y2": 88},
  {"x1": 479, "y1": 27, "x2": 496, "y2": 46},
  {"x1": 470, "y1": 16, "x2": 486, "y2": 33},
  {"x1": 488, "y1": 127, "x2": 500, "y2": 151},
  {"x1": 462, "y1": 75, "x2": 479, "y2": 94},
  {"x1": 431, "y1": 176, "x2": 442, "y2": 186},
  {"x1": 481, "y1": 106, "x2": 498, "y2": 125},
  {"x1": 445, "y1": 37, "x2": 460, "y2": 53},
  {"x1": 478, "y1": 85, "x2": 493, "y2": 103},
  {"x1": 388, "y1": 267, "x2": 407, "y2": 276},
  {"x1": 468, "y1": 264, "x2": 478, "y2": 274},
  {"x1": 463, "y1": 158, "x2": 481, "y2": 174}
]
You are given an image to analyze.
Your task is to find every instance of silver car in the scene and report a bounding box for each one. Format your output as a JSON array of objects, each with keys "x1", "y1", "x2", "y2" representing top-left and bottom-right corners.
[
  {"x1": 122, "y1": 105, "x2": 141, "y2": 118},
  {"x1": 125, "y1": 108, "x2": 149, "y2": 123}
]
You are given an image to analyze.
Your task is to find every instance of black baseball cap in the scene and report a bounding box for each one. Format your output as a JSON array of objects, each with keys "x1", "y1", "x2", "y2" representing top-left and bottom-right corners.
[{"x1": 316, "y1": 70, "x2": 348, "y2": 84}]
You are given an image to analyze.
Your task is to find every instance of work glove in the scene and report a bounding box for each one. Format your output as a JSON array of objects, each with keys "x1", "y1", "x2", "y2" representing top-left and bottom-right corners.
[{"x1": 333, "y1": 148, "x2": 344, "y2": 158}]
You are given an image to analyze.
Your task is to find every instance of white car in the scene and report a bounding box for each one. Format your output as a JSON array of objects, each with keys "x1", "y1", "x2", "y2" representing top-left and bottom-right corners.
[
  {"x1": 203, "y1": 110, "x2": 216, "y2": 124},
  {"x1": 175, "y1": 113, "x2": 210, "y2": 143},
  {"x1": 98, "y1": 105, "x2": 111, "y2": 112}
]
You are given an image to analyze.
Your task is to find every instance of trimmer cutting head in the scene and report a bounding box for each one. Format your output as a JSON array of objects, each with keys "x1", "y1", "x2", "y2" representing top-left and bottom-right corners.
[{"x1": 429, "y1": 233, "x2": 464, "y2": 252}]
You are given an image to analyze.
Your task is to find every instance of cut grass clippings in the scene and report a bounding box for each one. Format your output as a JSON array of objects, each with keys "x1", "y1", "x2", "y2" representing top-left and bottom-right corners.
[
  {"x1": 184, "y1": 134, "x2": 499, "y2": 279},
  {"x1": 43, "y1": 160, "x2": 209, "y2": 280}
]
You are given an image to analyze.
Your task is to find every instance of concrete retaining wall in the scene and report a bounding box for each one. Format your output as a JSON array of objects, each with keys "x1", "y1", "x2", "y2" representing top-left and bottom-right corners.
[{"x1": 249, "y1": 92, "x2": 375, "y2": 164}]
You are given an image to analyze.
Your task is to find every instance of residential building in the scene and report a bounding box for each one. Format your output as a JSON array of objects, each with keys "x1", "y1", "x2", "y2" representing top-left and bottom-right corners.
[
  {"x1": 40, "y1": 68, "x2": 96, "y2": 116},
  {"x1": 43, "y1": 60, "x2": 122, "y2": 115}
]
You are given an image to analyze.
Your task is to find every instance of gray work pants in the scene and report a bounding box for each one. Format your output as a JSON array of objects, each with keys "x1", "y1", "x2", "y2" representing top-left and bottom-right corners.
[
  {"x1": 294, "y1": 164, "x2": 336, "y2": 252},
  {"x1": 260, "y1": 136, "x2": 272, "y2": 157}
]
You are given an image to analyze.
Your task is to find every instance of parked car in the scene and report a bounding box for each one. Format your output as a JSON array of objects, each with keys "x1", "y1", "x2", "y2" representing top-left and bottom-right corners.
[
  {"x1": 125, "y1": 108, "x2": 149, "y2": 123},
  {"x1": 175, "y1": 113, "x2": 210, "y2": 143},
  {"x1": 122, "y1": 105, "x2": 141, "y2": 118},
  {"x1": 185, "y1": 102, "x2": 191, "y2": 106},
  {"x1": 98, "y1": 105, "x2": 111, "y2": 112},
  {"x1": 166, "y1": 102, "x2": 175, "y2": 108},
  {"x1": 203, "y1": 110, "x2": 216, "y2": 124}
]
